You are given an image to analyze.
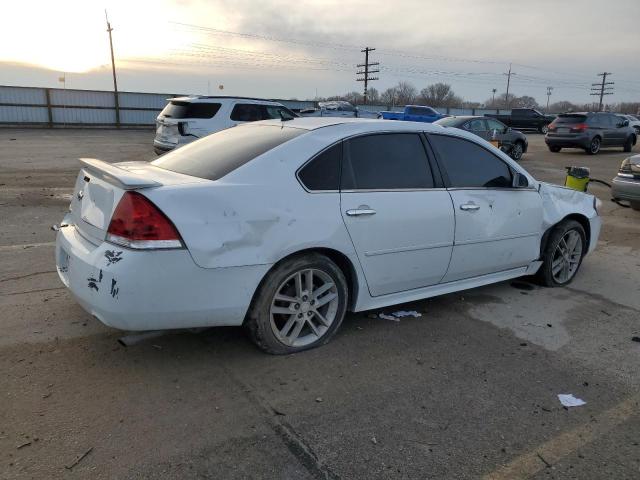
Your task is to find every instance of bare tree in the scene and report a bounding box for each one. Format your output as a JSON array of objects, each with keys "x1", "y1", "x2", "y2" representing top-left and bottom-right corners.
[
  {"x1": 419, "y1": 83, "x2": 462, "y2": 107},
  {"x1": 367, "y1": 87, "x2": 380, "y2": 104},
  {"x1": 380, "y1": 87, "x2": 398, "y2": 106},
  {"x1": 394, "y1": 81, "x2": 418, "y2": 105}
]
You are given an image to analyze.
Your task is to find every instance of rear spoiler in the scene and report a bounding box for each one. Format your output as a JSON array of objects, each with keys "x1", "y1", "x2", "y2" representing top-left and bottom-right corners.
[{"x1": 79, "y1": 158, "x2": 161, "y2": 190}]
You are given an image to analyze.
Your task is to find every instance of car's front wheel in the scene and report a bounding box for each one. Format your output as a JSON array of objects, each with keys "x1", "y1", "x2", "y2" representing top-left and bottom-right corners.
[
  {"x1": 537, "y1": 220, "x2": 586, "y2": 287},
  {"x1": 245, "y1": 253, "x2": 348, "y2": 354},
  {"x1": 548, "y1": 145, "x2": 561, "y2": 153},
  {"x1": 623, "y1": 136, "x2": 634, "y2": 152}
]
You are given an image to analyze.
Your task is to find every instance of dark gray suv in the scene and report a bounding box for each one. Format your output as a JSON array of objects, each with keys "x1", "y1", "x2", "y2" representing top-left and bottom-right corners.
[{"x1": 545, "y1": 112, "x2": 637, "y2": 155}]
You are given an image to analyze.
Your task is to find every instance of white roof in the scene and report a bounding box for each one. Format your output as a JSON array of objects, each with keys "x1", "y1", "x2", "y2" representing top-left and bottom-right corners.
[{"x1": 259, "y1": 117, "x2": 448, "y2": 133}]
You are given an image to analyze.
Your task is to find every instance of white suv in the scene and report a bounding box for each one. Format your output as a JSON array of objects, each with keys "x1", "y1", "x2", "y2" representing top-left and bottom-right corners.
[{"x1": 153, "y1": 96, "x2": 296, "y2": 154}]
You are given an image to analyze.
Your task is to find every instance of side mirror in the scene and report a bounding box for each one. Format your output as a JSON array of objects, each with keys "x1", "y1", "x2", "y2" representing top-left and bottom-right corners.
[
  {"x1": 512, "y1": 172, "x2": 529, "y2": 188},
  {"x1": 505, "y1": 126, "x2": 512, "y2": 133}
]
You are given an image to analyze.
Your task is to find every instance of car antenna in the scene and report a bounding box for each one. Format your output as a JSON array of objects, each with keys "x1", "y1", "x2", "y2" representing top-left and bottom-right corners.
[{"x1": 278, "y1": 110, "x2": 293, "y2": 122}]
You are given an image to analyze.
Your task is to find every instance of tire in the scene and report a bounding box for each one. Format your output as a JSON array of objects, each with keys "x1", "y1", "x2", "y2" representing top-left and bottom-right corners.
[
  {"x1": 631, "y1": 201, "x2": 640, "y2": 211},
  {"x1": 510, "y1": 141, "x2": 524, "y2": 161},
  {"x1": 536, "y1": 220, "x2": 586, "y2": 287},
  {"x1": 634, "y1": 126, "x2": 640, "y2": 136},
  {"x1": 548, "y1": 145, "x2": 561, "y2": 153},
  {"x1": 623, "y1": 136, "x2": 634, "y2": 152},
  {"x1": 539, "y1": 124, "x2": 549, "y2": 134},
  {"x1": 586, "y1": 136, "x2": 601, "y2": 155},
  {"x1": 245, "y1": 253, "x2": 348, "y2": 354}
]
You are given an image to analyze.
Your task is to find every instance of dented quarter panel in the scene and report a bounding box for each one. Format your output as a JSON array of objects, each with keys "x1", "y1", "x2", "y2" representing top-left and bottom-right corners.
[{"x1": 538, "y1": 182, "x2": 601, "y2": 253}]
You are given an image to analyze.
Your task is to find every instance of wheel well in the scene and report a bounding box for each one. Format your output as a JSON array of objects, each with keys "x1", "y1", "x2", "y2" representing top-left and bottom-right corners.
[
  {"x1": 254, "y1": 248, "x2": 359, "y2": 312},
  {"x1": 540, "y1": 214, "x2": 591, "y2": 258}
]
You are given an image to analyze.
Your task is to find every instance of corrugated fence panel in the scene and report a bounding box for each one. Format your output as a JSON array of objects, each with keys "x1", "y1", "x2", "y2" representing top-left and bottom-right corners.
[
  {"x1": 476, "y1": 109, "x2": 500, "y2": 116},
  {"x1": 120, "y1": 109, "x2": 159, "y2": 125},
  {"x1": 0, "y1": 86, "x2": 46, "y2": 105},
  {"x1": 52, "y1": 107, "x2": 116, "y2": 124},
  {"x1": 119, "y1": 92, "x2": 174, "y2": 109},
  {"x1": 0, "y1": 105, "x2": 49, "y2": 123},
  {"x1": 50, "y1": 89, "x2": 115, "y2": 107},
  {"x1": 278, "y1": 100, "x2": 315, "y2": 111}
]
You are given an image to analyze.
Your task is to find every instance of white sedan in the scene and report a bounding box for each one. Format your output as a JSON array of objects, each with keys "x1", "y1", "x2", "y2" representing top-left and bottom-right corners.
[{"x1": 55, "y1": 118, "x2": 601, "y2": 354}]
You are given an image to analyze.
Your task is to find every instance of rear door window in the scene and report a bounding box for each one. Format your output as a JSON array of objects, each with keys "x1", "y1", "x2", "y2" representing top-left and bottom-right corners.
[
  {"x1": 342, "y1": 134, "x2": 434, "y2": 190},
  {"x1": 264, "y1": 105, "x2": 296, "y2": 120},
  {"x1": 428, "y1": 134, "x2": 512, "y2": 188},
  {"x1": 557, "y1": 115, "x2": 588, "y2": 125},
  {"x1": 152, "y1": 125, "x2": 305, "y2": 180},
  {"x1": 230, "y1": 103, "x2": 264, "y2": 121},
  {"x1": 161, "y1": 101, "x2": 221, "y2": 119}
]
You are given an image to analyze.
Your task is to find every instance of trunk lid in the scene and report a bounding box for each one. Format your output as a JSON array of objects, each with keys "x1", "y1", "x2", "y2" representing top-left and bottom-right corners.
[{"x1": 69, "y1": 158, "x2": 208, "y2": 244}]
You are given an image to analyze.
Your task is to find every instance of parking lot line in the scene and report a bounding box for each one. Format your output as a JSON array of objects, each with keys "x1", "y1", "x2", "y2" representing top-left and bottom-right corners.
[
  {"x1": 483, "y1": 393, "x2": 640, "y2": 480},
  {"x1": 0, "y1": 241, "x2": 55, "y2": 251}
]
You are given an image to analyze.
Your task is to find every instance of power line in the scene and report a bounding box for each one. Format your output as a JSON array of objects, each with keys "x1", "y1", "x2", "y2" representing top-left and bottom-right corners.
[
  {"x1": 590, "y1": 72, "x2": 614, "y2": 111},
  {"x1": 356, "y1": 47, "x2": 379, "y2": 104}
]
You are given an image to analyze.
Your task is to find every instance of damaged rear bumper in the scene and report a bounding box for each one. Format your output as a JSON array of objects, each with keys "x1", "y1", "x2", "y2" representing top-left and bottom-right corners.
[{"x1": 55, "y1": 217, "x2": 270, "y2": 331}]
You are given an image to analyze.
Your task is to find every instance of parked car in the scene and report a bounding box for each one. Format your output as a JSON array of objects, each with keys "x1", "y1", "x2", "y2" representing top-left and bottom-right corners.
[
  {"x1": 55, "y1": 118, "x2": 600, "y2": 354},
  {"x1": 611, "y1": 154, "x2": 640, "y2": 210},
  {"x1": 485, "y1": 108, "x2": 555, "y2": 134},
  {"x1": 617, "y1": 114, "x2": 640, "y2": 135},
  {"x1": 434, "y1": 115, "x2": 528, "y2": 160},
  {"x1": 545, "y1": 112, "x2": 637, "y2": 154},
  {"x1": 153, "y1": 96, "x2": 296, "y2": 154},
  {"x1": 378, "y1": 105, "x2": 447, "y2": 123}
]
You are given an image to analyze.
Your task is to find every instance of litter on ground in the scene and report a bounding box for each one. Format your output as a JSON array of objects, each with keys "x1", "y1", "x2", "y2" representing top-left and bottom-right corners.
[
  {"x1": 377, "y1": 310, "x2": 422, "y2": 322},
  {"x1": 557, "y1": 394, "x2": 586, "y2": 408}
]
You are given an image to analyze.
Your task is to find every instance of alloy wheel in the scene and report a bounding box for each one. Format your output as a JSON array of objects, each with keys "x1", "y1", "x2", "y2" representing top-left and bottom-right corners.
[
  {"x1": 269, "y1": 268, "x2": 340, "y2": 347},
  {"x1": 511, "y1": 143, "x2": 523, "y2": 160},
  {"x1": 540, "y1": 125, "x2": 548, "y2": 134},
  {"x1": 551, "y1": 230, "x2": 583, "y2": 284},
  {"x1": 590, "y1": 138, "x2": 601, "y2": 154}
]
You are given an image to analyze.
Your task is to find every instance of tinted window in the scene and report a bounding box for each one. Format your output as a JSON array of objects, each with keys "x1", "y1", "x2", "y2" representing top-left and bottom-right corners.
[
  {"x1": 408, "y1": 107, "x2": 435, "y2": 116},
  {"x1": 428, "y1": 135, "x2": 512, "y2": 188},
  {"x1": 161, "y1": 101, "x2": 221, "y2": 119},
  {"x1": 557, "y1": 114, "x2": 588, "y2": 124},
  {"x1": 298, "y1": 143, "x2": 342, "y2": 191},
  {"x1": 230, "y1": 103, "x2": 264, "y2": 121},
  {"x1": 342, "y1": 134, "x2": 434, "y2": 190},
  {"x1": 153, "y1": 125, "x2": 305, "y2": 180}
]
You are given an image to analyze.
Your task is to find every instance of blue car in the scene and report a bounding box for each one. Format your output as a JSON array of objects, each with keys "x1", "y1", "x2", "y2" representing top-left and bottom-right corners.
[{"x1": 378, "y1": 105, "x2": 448, "y2": 123}]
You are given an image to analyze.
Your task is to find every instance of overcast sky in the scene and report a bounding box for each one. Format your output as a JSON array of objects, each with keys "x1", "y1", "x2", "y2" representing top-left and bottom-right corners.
[{"x1": 2, "y1": 0, "x2": 639, "y2": 105}]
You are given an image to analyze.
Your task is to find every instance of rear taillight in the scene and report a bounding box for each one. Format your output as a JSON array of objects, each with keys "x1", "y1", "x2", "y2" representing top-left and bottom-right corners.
[
  {"x1": 548, "y1": 122, "x2": 557, "y2": 132},
  {"x1": 106, "y1": 192, "x2": 183, "y2": 249},
  {"x1": 570, "y1": 123, "x2": 588, "y2": 133}
]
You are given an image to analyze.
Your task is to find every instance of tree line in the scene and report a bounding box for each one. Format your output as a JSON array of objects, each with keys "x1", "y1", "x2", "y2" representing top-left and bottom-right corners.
[{"x1": 317, "y1": 81, "x2": 640, "y2": 114}]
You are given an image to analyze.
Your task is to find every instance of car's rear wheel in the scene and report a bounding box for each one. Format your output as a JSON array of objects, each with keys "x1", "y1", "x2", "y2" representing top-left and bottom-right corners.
[
  {"x1": 539, "y1": 124, "x2": 549, "y2": 134},
  {"x1": 631, "y1": 201, "x2": 640, "y2": 211},
  {"x1": 623, "y1": 136, "x2": 634, "y2": 152},
  {"x1": 245, "y1": 253, "x2": 348, "y2": 354},
  {"x1": 510, "y1": 141, "x2": 524, "y2": 160},
  {"x1": 536, "y1": 220, "x2": 586, "y2": 287},
  {"x1": 586, "y1": 137, "x2": 601, "y2": 155},
  {"x1": 548, "y1": 146, "x2": 561, "y2": 153}
]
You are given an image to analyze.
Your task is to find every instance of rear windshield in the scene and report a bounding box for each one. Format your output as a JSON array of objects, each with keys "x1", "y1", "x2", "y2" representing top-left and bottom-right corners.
[
  {"x1": 555, "y1": 114, "x2": 587, "y2": 124},
  {"x1": 161, "y1": 101, "x2": 221, "y2": 119},
  {"x1": 152, "y1": 125, "x2": 306, "y2": 180},
  {"x1": 435, "y1": 117, "x2": 463, "y2": 127}
]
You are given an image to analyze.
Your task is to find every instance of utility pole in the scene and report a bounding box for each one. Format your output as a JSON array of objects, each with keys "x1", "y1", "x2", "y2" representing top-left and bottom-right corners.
[
  {"x1": 546, "y1": 86, "x2": 553, "y2": 111},
  {"x1": 503, "y1": 63, "x2": 516, "y2": 108},
  {"x1": 491, "y1": 88, "x2": 497, "y2": 105},
  {"x1": 590, "y1": 72, "x2": 613, "y2": 111},
  {"x1": 356, "y1": 47, "x2": 379, "y2": 105},
  {"x1": 105, "y1": 10, "x2": 120, "y2": 126}
]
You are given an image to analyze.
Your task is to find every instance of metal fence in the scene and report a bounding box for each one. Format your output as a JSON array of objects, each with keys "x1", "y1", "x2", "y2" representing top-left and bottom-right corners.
[
  {"x1": 0, "y1": 85, "x2": 318, "y2": 128},
  {"x1": 0, "y1": 84, "x2": 512, "y2": 128}
]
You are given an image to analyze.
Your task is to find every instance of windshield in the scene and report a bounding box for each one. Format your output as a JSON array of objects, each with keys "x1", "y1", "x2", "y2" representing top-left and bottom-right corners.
[
  {"x1": 160, "y1": 101, "x2": 221, "y2": 119},
  {"x1": 153, "y1": 124, "x2": 306, "y2": 180},
  {"x1": 555, "y1": 114, "x2": 587, "y2": 124}
]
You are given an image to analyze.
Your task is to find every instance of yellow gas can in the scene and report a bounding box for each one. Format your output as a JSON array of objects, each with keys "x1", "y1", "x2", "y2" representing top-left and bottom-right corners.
[{"x1": 564, "y1": 166, "x2": 590, "y2": 192}]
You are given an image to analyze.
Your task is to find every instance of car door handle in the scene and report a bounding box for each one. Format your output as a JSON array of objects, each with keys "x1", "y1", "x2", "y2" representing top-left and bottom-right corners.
[
  {"x1": 346, "y1": 208, "x2": 376, "y2": 216},
  {"x1": 460, "y1": 203, "x2": 480, "y2": 211}
]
